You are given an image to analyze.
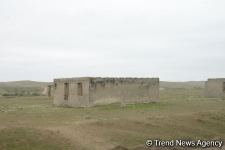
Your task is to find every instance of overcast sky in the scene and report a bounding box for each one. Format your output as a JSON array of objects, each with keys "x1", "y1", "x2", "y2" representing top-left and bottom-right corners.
[{"x1": 0, "y1": 0, "x2": 225, "y2": 81}]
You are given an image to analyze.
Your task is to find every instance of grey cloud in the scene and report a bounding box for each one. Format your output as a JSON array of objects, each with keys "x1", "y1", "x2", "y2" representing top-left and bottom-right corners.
[{"x1": 0, "y1": 0, "x2": 225, "y2": 81}]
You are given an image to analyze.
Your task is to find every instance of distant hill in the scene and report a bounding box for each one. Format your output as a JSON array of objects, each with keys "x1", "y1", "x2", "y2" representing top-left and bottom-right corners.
[
  {"x1": 0, "y1": 80, "x2": 51, "y2": 88},
  {"x1": 0, "y1": 81, "x2": 52, "y2": 96},
  {"x1": 160, "y1": 81, "x2": 205, "y2": 89}
]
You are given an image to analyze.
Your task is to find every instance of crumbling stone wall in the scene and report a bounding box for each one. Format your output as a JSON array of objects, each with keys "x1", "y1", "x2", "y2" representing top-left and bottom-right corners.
[
  {"x1": 205, "y1": 78, "x2": 225, "y2": 98},
  {"x1": 53, "y1": 78, "x2": 90, "y2": 107},
  {"x1": 47, "y1": 85, "x2": 54, "y2": 97},
  {"x1": 53, "y1": 77, "x2": 159, "y2": 107},
  {"x1": 89, "y1": 78, "x2": 159, "y2": 106}
]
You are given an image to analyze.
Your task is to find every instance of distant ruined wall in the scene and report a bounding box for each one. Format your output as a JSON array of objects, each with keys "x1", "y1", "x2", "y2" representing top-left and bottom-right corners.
[
  {"x1": 42, "y1": 87, "x2": 48, "y2": 96},
  {"x1": 47, "y1": 85, "x2": 55, "y2": 97},
  {"x1": 205, "y1": 78, "x2": 225, "y2": 98},
  {"x1": 89, "y1": 78, "x2": 159, "y2": 106},
  {"x1": 53, "y1": 78, "x2": 90, "y2": 107}
]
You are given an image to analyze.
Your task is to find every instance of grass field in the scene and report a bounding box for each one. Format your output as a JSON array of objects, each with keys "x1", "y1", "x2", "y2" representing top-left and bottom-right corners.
[{"x1": 0, "y1": 87, "x2": 225, "y2": 150}]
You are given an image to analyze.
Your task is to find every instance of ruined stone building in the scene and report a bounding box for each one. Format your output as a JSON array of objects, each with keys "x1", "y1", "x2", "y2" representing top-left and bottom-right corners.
[
  {"x1": 205, "y1": 78, "x2": 225, "y2": 98},
  {"x1": 47, "y1": 84, "x2": 54, "y2": 97},
  {"x1": 53, "y1": 77, "x2": 159, "y2": 107}
]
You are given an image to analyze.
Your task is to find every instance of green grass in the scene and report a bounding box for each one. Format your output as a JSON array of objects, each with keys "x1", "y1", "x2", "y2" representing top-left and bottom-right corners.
[{"x1": 0, "y1": 88, "x2": 225, "y2": 150}]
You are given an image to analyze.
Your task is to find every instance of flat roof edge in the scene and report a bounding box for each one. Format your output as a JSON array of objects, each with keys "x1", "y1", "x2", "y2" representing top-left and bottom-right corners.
[
  {"x1": 207, "y1": 78, "x2": 225, "y2": 80},
  {"x1": 54, "y1": 77, "x2": 160, "y2": 82}
]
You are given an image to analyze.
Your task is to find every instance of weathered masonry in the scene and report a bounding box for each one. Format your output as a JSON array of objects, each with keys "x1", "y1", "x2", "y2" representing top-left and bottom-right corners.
[
  {"x1": 47, "y1": 84, "x2": 54, "y2": 97},
  {"x1": 205, "y1": 78, "x2": 225, "y2": 98},
  {"x1": 53, "y1": 77, "x2": 159, "y2": 107}
]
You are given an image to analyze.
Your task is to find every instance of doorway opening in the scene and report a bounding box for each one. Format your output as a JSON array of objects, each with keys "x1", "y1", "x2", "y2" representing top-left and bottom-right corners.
[
  {"x1": 77, "y1": 83, "x2": 83, "y2": 96},
  {"x1": 64, "y1": 83, "x2": 69, "y2": 100}
]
